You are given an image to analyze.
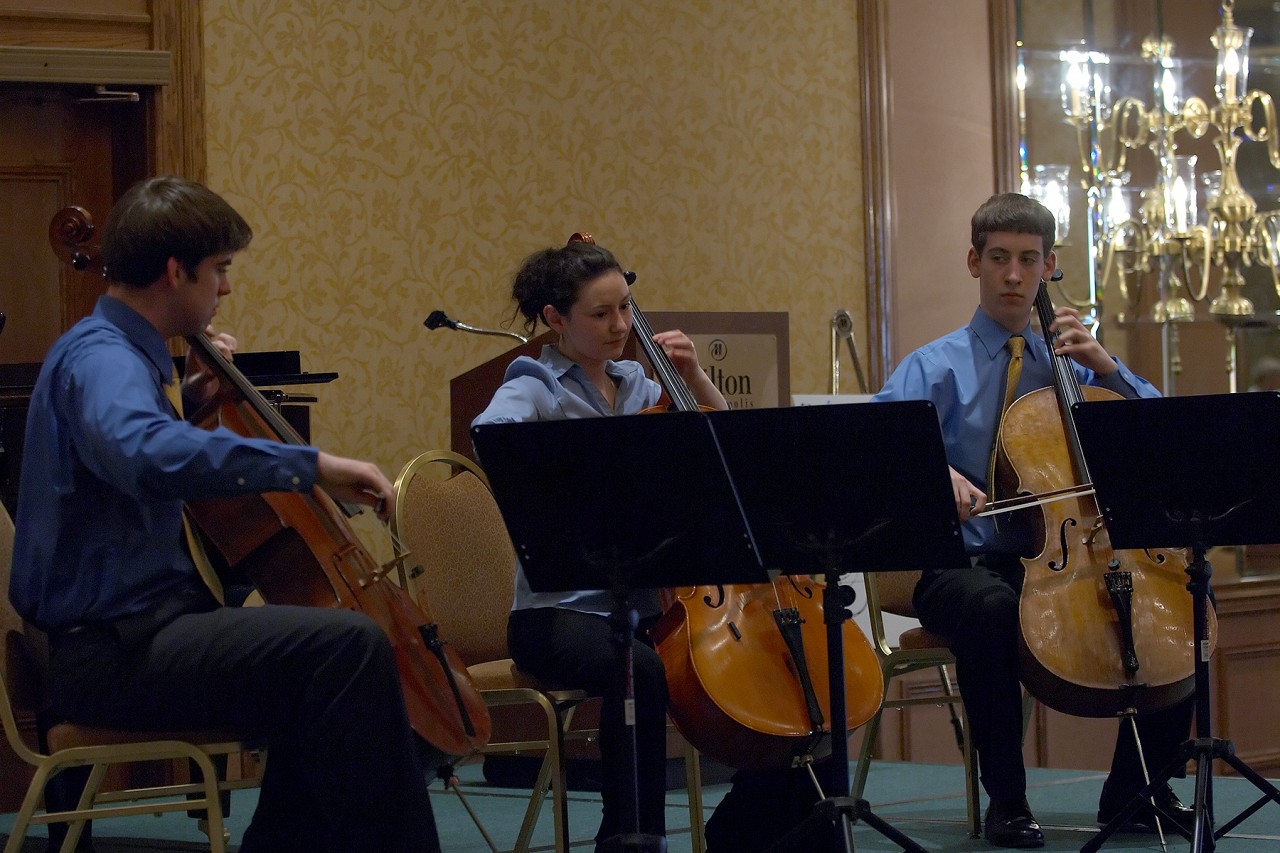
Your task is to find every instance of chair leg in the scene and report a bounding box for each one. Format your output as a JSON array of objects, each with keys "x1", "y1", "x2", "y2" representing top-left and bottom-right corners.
[
  {"x1": 1020, "y1": 689, "x2": 1035, "y2": 743},
  {"x1": 190, "y1": 752, "x2": 227, "y2": 853},
  {"x1": 515, "y1": 750, "x2": 554, "y2": 852},
  {"x1": 59, "y1": 763, "x2": 108, "y2": 853},
  {"x1": 936, "y1": 664, "x2": 983, "y2": 838},
  {"x1": 683, "y1": 741, "x2": 705, "y2": 853},
  {"x1": 515, "y1": 697, "x2": 574, "y2": 853},
  {"x1": 2, "y1": 762, "x2": 47, "y2": 853},
  {"x1": 546, "y1": 716, "x2": 571, "y2": 853},
  {"x1": 851, "y1": 704, "x2": 884, "y2": 801},
  {"x1": 4, "y1": 758, "x2": 57, "y2": 853},
  {"x1": 937, "y1": 665, "x2": 967, "y2": 754},
  {"x1": 959, "y1": 705, "x2": 981, "y2": 838}
]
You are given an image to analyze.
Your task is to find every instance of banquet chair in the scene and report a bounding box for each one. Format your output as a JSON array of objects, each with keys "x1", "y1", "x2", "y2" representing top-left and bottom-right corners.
[
  {"x1": 0, "y1": 503, "x2": 256, "y2": 853},
  {"x1": 392, "y1": 449, "x2": 705, "y2": 853},
  {"x1": 851, "y1": 570, "x2": 982, "y2": 837}
]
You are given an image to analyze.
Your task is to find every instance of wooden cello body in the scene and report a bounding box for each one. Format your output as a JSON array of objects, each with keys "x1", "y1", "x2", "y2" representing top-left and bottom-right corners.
[
  {"x1": 562, "y1": 232, "x2": 884, "y2": 769},
  {"x1": 181, "y1": 334, "x2": 491, "y2": 765},
  {"x1": 996, "y1": 283, "x2": 1215, "y2": 718},
  {"x1": 654, "y1": 581, "x2": 882, "y2": 769}
]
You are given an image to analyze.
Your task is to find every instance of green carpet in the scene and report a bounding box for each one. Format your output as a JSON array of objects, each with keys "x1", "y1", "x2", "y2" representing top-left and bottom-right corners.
[{"x1": 3, "y1": 760, "x2": 1280, "y2": 851}]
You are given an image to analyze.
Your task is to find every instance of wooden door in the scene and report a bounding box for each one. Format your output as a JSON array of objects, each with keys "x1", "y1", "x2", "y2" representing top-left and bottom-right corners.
[{"x1": 0, "y1": 82, "x2": 147, "y2": 365}]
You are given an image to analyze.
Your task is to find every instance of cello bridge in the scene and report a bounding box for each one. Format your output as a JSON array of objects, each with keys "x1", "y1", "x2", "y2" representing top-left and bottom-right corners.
[{"x1": 1083, "y1": 515, "x2": 1105, "y2": 546}]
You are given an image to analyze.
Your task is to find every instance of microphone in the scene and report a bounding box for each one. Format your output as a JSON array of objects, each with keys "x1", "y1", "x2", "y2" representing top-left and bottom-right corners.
[
  {"x1": 424, "y1": 310, "x2": 456, "y2": 330},
  {"x1": 423, "y1": 310, "x2": 528, "y2": 344}
]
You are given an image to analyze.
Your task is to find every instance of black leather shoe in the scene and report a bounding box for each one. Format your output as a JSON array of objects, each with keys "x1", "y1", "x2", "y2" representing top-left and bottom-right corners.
[
  {"x1": 1097, "y1": 784, "x2": 1198, "y2": 835},
  {"x1": 984, "y1": 797, "x2": 1045, "y2": 849}
]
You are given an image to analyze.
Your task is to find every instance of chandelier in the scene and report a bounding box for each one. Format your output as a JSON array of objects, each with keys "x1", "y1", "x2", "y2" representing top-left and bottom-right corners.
[{"x1": 1022, "y1": 0, "x2": 1280, "y2": 390}]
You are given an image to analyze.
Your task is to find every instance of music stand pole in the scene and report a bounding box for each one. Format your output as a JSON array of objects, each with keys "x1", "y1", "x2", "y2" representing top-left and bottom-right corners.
[
  {"x1": 601, "y1": 584, "x2": 667, "y2": 853},
  {"x1": 763, "y1": 543, "x2": 927, "y2": 853},
  {"x1": 820, "y1": 563, "x2": 928, "y2": 853}
]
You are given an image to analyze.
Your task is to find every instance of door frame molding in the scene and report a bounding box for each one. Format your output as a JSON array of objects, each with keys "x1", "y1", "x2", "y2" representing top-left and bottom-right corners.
[{"x1": 0, "y1": 0, "x2": 205, "y2": 182}]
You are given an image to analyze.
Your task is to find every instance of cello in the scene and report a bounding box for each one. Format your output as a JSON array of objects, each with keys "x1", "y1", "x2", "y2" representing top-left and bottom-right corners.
[
  {"x1": 993, "y1": 280, "x2": 1215, "y2": 718},
  {"x1": 562, "y1": 232, "x2": 883, "y2": 769},
  {"x1": 48, "y1": 207, "x2": 490, "y2": 768}
]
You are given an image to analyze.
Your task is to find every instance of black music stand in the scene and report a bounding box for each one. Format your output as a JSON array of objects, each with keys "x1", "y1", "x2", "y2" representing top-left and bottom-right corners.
[
  {"x1": 704, "y1": 401, "x2": 968, "y2": 853},
  {"x1": 472, "y1": 412, "x2": 770, "y2": 853},
  {"x1": 1074, "y1": 392, "x2": 1280, "y2": 853}
]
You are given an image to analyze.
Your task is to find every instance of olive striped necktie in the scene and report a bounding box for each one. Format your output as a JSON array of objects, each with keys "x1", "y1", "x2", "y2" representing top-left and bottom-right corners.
[{"x1": 988, "y1": 335, "x2": 1025, "y2": 492}]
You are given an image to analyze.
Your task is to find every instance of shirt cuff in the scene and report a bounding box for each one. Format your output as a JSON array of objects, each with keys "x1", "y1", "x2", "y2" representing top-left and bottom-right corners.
[{"x1": 1094, "y1": 360, "x2": 1140, "y2": 399}]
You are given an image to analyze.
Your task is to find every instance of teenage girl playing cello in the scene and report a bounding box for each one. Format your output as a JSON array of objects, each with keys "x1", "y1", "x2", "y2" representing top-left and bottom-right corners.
[
  {"x1": 473, "y1": 240, "x2": 724, "y2": 850},
  {"x1": 474, "y1": 239, "x2": 852, "y2": 852}
]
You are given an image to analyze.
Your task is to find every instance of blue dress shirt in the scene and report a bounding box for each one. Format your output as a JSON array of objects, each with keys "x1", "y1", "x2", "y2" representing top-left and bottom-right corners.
[
  {"x1": 10, "y1": 296, "x2": 320, "y2": 631},
  {"x1": 472, "y1": 345, "x2": 663, "y2": 616},
  {"x1": 871, "y1": 307, "x2": 1159, "y2": 555}
]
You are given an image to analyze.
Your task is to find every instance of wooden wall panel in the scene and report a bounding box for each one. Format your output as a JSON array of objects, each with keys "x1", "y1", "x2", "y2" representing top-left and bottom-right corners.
[{"x1": 0, "y1": 2, "x2": 151, "y2": 49}]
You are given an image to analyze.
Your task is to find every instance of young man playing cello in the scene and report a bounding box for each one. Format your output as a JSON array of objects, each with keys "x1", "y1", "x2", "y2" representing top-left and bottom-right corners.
[
  {"x1": 8, "y1": 177, "x2": 439, "y2": 853},
  {"x1": 871, "y1": 193, "x2": 1194, "y2": 848}
]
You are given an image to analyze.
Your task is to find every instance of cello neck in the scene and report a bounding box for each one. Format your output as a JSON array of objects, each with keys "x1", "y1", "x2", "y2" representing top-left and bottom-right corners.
[
  {"x1": 184, "y1": 334, "x2": 360, "y2": 518},
  {"x1": 1033, "y1": 280, "x2": 1091, "y2": 483},
  {"x1": 628, "y1": 296, "x2": 701, "y2": 412},
  {"x1": 184, "y1": 332, "x2": 306, "y2": 445}
]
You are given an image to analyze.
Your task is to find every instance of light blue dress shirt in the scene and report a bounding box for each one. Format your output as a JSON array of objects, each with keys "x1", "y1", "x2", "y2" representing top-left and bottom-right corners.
[
  {"x1": 871, "y1": 307, "x2": 1159, "y2": 555},
  {"x1": 472, "y1": 345, "x2": 664, "y2": 616},
  {"x1": 10, "y1": 296, "x2": 319, "y2": 631}
]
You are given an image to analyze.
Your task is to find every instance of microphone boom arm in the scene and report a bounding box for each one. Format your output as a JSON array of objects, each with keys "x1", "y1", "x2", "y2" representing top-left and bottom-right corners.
[{"x1": 424, "y1": 310, "x2": 529, "y2": 344}]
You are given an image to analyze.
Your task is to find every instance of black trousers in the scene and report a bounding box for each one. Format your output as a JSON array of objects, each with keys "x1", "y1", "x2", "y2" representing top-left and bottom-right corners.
[
  {"x1": 704, "y1": 761, "x2": 845, "y2": 853},
  {"x1": 914, "y1": 556, "x2": 1192, "y2": 806},
  {"x1": 48, "y1": 594, "x2": 439, "y2": 853},
  {"x1": 508, "y1": 606, "x2": 669, "y2": 849},
  {"x1": 508, "y1": 607, "x2": 847, "y2": 853}
]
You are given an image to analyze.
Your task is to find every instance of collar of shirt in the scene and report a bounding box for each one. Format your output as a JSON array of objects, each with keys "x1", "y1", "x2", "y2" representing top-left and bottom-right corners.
[
  {"x1": 538, "y1": 344, "x2": 632, "y2": 384},
  {"x1": 968, "y1": 307, "x2": 1041, "y2": 368},
  {"x1": 95, "y1": 294, "x2": 175, "y2": 389}
]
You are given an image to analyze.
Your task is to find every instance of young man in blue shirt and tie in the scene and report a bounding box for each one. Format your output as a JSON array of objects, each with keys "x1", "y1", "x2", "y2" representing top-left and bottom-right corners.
[
  {"x1": 871, "y1": 192, "x2": 1193, "y2": 848},
  {"x1": 8, "y1": 177, "x2": 439, "y2": 853}
]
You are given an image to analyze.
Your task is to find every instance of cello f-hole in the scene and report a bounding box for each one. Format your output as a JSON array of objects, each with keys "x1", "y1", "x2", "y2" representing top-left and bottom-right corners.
[{"x1": 1050, "y1": 517, "x2": 1077, "y2": 572}]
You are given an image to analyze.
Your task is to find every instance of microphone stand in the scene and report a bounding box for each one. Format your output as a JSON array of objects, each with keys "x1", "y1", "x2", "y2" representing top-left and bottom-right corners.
[{"x1": 423, "y1": 310, "x2": 528, "y2": 344}]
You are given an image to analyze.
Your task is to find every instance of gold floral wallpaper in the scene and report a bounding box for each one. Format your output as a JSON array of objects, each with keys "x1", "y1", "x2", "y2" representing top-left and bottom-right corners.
[{"x1": 203, "y1": 0, "x2": 866, "y2": 555}]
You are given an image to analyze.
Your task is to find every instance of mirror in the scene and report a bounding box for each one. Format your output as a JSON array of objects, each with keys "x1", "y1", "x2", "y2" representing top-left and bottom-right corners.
[{"x1": 1008, "y1": 0, "x2": 1280, "y2": 398}]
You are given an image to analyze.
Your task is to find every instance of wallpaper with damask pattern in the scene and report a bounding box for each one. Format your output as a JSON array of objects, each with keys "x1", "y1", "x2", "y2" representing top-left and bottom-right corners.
[{"x1": 203, "y1": 0, "x2": 866, "y2": 556}]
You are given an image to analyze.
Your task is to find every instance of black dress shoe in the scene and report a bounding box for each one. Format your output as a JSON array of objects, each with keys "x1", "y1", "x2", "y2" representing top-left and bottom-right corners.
[
  {"x1": 984, "y1": 797, "x2": 1045, "y2": 849},
  {"x1": 1097, "y1": 784, "x2": 1198, "y2": 834}
]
